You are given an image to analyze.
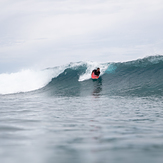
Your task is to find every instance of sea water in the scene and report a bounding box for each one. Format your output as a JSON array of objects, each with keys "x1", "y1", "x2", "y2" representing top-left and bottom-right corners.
[{"x1": 0, "y1": 56, "x2": 163, "y2": 163}]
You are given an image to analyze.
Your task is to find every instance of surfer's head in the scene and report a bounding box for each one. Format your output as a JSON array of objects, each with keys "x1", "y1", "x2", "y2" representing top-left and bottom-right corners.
[{"x1": 97, "y1": 68, "x2": 100, "y2": 72}]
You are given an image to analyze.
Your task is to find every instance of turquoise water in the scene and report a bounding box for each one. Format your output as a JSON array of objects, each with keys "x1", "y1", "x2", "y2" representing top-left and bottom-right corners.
[{"x1": 0, "y1": 56, "x2": 163, "y2": 163}]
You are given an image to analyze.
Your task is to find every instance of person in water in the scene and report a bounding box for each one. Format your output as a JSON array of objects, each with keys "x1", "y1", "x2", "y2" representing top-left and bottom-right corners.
[{"x1": 92, "y1": 68, "x2": 100, "y2": 77}]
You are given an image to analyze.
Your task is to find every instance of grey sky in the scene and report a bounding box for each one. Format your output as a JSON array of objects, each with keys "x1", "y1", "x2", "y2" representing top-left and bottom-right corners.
[{"x1": 0, "y1": 0, "x2": 163, "y2": 73}]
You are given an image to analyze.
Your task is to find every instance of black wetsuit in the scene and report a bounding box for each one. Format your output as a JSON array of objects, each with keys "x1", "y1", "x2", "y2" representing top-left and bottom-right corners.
[{"x1": 92, "y1": 69, "x2": 100, "y2": 76}]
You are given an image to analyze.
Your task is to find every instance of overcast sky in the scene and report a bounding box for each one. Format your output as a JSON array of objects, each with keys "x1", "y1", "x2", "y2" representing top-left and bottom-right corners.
[{"x1": 0, "y1": 0, "x2": 163, "y2": 73}]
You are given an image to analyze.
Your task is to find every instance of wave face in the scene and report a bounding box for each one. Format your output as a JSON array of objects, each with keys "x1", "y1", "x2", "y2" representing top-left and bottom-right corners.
[
  {"x1": 45, "y1": 55, "x2": 163, "y2": 97},
  {"x1": 1, "y1": 55, "x2": 163, "y2": 96}
]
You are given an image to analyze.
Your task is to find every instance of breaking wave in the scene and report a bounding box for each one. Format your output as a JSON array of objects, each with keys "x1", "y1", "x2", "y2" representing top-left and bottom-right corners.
[{"x1": 1, "y1": 55, "x2": 163, "y2": 96}]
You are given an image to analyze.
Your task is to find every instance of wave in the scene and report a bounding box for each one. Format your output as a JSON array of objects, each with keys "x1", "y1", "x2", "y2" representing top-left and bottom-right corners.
[
  {"x1": 1, "y1": 55, "x2": 163, "y2": 96},
  {"x1": 0, "y1": 61, "x2": 107, "y2": 95}
]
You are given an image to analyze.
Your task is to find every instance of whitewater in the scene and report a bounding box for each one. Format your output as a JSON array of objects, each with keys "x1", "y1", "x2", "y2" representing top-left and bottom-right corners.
[{"x1": 0, "y1": 55, "x2": 163, "y2": 163}]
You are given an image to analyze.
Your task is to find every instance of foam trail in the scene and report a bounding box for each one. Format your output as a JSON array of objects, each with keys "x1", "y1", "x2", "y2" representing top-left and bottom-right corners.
[{"x1": 78, "y1": 61, "x2": 108, "y2": 81}]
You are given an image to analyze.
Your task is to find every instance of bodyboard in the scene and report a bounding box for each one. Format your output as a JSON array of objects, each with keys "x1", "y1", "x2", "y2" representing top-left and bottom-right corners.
[{"x1": 91, "y1": 72, "x2": 99, "y2": 79}]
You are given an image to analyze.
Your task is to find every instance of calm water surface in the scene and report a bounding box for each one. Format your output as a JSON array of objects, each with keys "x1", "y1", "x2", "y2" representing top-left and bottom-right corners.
[{"x1": 0, "y1": 92, "x2": 163, "y2": 163}]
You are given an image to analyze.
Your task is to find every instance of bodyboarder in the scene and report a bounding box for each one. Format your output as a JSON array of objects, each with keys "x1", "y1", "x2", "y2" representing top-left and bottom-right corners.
[{"x1": 91, "y1": 68, "x2": 100, "y2": 79}]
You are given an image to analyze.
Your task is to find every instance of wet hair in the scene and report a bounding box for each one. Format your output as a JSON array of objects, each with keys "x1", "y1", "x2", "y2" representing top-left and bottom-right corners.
[{"x1": 97, "y1": 67, "x2": 100, "y2": 70}]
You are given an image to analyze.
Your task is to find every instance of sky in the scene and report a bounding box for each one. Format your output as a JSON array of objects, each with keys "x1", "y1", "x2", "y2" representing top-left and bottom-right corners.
[{"x1": 0, "y1": 0, "x2": 163, "y2": 73}]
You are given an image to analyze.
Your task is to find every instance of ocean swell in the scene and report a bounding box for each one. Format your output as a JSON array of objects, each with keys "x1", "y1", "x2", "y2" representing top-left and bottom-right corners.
[{"x1": 1, "y1": 55, "x2": 163, "y2": 96}]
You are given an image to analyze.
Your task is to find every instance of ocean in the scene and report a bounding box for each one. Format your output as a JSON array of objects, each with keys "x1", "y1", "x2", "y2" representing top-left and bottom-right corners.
[{"x1": 0, "y1": 55, "x2": 163, "y2": 163}]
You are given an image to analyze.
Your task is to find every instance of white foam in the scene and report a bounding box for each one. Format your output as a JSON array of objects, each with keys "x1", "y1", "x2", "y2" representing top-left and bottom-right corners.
[
  {"x1": 0, "y1": 66, "x2": 65, "y2": 95},
  {"x1": 78, "y1": 61, "x2": 109, "y2": 81}
]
